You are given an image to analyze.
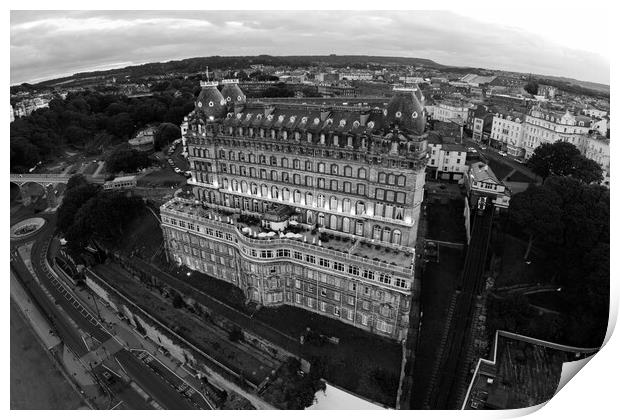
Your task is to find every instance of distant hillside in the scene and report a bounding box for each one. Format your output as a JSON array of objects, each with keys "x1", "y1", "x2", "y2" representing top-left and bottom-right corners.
[
  {"x1": 535, "y1": 74, "x2": 610, "y2": 94},
  {"x1": 31, "y1": 55, "x2": 446, "y2": 88}
]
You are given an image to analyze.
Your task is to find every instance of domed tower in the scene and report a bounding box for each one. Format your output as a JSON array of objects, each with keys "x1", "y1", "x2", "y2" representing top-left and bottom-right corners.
[
  {"x1": 220, "y1": 79, "x2": 247, "y2": 113},
  {"x1": 196, "y1": 81, "x2": 227, "y2": 121},
  {"x1": 385, "y1": 85, "x2": 426, "y2": 135}
]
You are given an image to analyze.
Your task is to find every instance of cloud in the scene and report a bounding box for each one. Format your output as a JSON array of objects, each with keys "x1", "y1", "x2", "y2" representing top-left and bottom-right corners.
[{"x1": 10, "y1": 10, "x2": 609, "y2": 85}]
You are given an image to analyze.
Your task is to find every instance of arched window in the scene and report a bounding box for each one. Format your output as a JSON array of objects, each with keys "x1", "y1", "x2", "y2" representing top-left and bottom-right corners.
[
  {"x1": 270, "y1": 156, "x2": 277, "y2": 166},
  {"x1": 282, "y1": 188, "x2": 290, "y2": 201},
  {"x1": 282, "y1": 130, "x2": 288, "y2": 140},
  {"x1": 271, "y1": 186, "x2": 279, "y2": 200},
  {"x1": 356, "y1": 201, "x2": 365, "y2": 215},
  {"x1": 238, "y1": 151, "x2": 245, "y2": 161},
  {"x1": 318, "y1": 162, "x2": 325, "y2": 173},
  {"x1": 271, "y1": 170, "x2": 278, "y2": 181},
  {"x1": 317, "y1": 194, "x2": 325, "y2": 208},
  {"x1": 250, "y1": 183, "x2": 258, "y2": 195},
  {"x1": 318, "y1": 213, "x2": 325, "y2": 226},
  {"x1": 330, "y1": 196, "x2": 338, "y2": 211},
  {"x1": 281, "y1": 157, "x2": 289, "y2": 168},
  {"x1": 342, "y1": 217, "x2": 350, "y2": 233},
  {"x1": 329, "y1": 215, "x2": 338, "y2": 230},
  {"x1": 342, "y1": 199, "x2": 351, "y2": 213},
  {"x1": 355, "y1": 220, "x2": 364, "y2": 236},
  {"x1": 307, "y1": 210, "x2": 314, "y2": 224},
  {"x1": 392, "y1": 230, "x2": 402, "y2": 245},
  {"x1": 222, "y1": 178, "x2": 229, "y2": 189},
  {"x1": 382, "y1": 227, "x2": 391, "y2": 242},
  {"x1": 358, "y1": 168, "x2": 367, "y2": 179},
  {"x1": 219, "y1": 150, "x2": 226, "y2": 159},
  {"x1": 397, "y1": 175, "x2": 406, "y2": 186},
  {"x1": 232, "y1": 179, "x2": 239, "y2": 192},
  {"x1": 373, "y1": 225, "x2": 382, "y2": 240},
  {"x1": 305, "y1": 161, "x2": 313, "y2": 171},
  {"x1": 293, "y1": 189, "x2": 301, "y2": 203},
  {"x1": 378, "y1": 172, "x2": 386, "y2": 183},
  {"x1": 241, "y1": 181, "x2": 248, "y2": 193},
  {"x1": 344, "y1": 166, "x2": 352, "y2": 177},
  {"x1": 388, "y1": 174, "x2": 396, "y2": 185},
  {"x1": 331, "y1": 164, "x2": 339, "y2": 175},
  {"x1": 305, "y1": 192, "x2": 313, "y2": 206},
  {"x1": 259, "y1": 155, "x2": 266, "y2": 164},
  {"x1": 261, "y1": 184, "x2": 268, "y2": 197},
  {"x1": 229, "y1": 151, "x2": 235, "y2": 160}
]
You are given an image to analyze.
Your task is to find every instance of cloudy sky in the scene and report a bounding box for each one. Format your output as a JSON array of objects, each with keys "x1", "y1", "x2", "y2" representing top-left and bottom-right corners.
[{"x1": 10, "y1": 10, "x2": 610, "y2": 85}]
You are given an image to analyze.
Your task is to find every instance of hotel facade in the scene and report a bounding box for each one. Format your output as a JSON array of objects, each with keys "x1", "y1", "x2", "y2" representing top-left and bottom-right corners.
[{"x1": 160, "y1": 79, "x2": 429, "y2": 341}]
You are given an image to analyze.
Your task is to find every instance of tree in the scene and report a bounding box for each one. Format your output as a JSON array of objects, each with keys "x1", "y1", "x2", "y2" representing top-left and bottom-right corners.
[
  {"x1": 527, "y1": 142, "x2": 580, "y2": 180},
  {"x1": 105, "y1": 147, "x2": 151, "y2": 173},
  {"x1": 527, "y1": 141, "x2": 603, "y2": 184},
  {"x1": 509, "y1": 184, "x2": 563, "y2": 260},
  {"x1": 154, "y1": 123, "x2": 181, "y2": 150},
  {"x1": 572, "y1": 154, "x2": 604, "y2": 184},
  {"x1": 524, "y1": 79, "x2": 539, "y2": 96}
]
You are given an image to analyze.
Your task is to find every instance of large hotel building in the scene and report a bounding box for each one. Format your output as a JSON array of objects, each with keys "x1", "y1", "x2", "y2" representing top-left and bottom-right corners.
[{"x1": 160, "y1": 79, "x2": 428, "y2": 341}]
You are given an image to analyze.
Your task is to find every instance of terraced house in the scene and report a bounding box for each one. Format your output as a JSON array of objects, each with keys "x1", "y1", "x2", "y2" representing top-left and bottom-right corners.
[{"x1": 160, "y1": 79, "x2": 429, "y2": 341}]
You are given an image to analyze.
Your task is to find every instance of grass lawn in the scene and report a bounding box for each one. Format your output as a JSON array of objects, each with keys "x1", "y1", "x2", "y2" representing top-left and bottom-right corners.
[
  {"x1": 255, "y1": 305, "x2": 402, "y2": 407},
  {"x1": 495, "y1": 235, "x2": 547, "y2": 288},
  {"x1": 426, "y1": 198, "x2": 466, "y2": 243},
  {"x1": 410, "y1": 246, "x2": 465, "y2": 408}
]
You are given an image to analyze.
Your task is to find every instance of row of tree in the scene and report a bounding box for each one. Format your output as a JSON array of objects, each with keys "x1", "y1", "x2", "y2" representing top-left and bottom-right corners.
[{"x1": 57, "y1": 175, "x2": 145, "y2": 250}]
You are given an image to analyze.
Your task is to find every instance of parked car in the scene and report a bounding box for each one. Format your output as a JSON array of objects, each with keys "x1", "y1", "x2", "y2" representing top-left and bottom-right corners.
[
  {"x1": 174, "y1": 168, "x2": 181, "y2": 174},
  {"x1": 499, "y1": 151, "x2": 507, "y2": 157}
]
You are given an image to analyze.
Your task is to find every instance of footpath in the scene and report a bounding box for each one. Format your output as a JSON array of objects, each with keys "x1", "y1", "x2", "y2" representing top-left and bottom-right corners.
[{"x1": 64, "y1": 274, "x2": 276, "y2": 410}]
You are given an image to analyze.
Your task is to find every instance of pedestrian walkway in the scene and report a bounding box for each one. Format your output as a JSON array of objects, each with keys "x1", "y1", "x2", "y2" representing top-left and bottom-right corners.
[{"x1": 68, "y1": 281, "x2": 275, "y2": 410}]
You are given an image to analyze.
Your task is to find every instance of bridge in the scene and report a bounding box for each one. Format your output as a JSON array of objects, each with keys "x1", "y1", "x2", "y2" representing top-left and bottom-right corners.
[
  {"x1": 10, "y1": 173, "x2": 106, "y2": 186},
  {"x1": 10, "y1": 173, "x2": 105, "y2": 208}
]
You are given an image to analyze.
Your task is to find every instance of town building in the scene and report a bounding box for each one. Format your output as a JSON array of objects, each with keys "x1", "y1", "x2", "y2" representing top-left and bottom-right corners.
[
  {"x1": 317, "y1": 84, "x2": 357, "y2": 97},
  {"x1": 522, "y1": 106, "x2": 592, "y2": 158},
  {"x1": 490, "y1": 111, "x2": 526, "y2": 157},
  {"x1": 471, "y1": 107, "x2": 494, "y2": 144},
  {"x1": 103, "y1": 175, "x2": 138, "y2": 190},
  {"x1": 427, "y1": 135, "x2": 469, "y2": 181},
  {"x1": 465, "y1": 161, "x2": 510, "y2": 211},
  {"x1": 427, "y1": 99, "x2": 470, "y2": 125},
  {"x1": 339, "y1": 71, "x2": 374, "y2": 81},
  {"x1": 584, "y1": 134, "x2": 610, "y2": 187},
  {"x1": 159, "y1": 81, "x2": 429, "y2": 341},
  {"x1": 128, "y1": 126, "x2": 156, "y2": 151}
]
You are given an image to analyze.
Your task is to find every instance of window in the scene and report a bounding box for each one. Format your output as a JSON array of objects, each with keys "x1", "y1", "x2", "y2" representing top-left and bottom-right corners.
[
  {"x1": 334, "y1": 307, "x2": 340, "y2": 317},
  {"x1": 349, "y1": 265, "x2": 359, "y2": 276},
  {"x1": 320, "y1": 301, "x2": 327, "y2": 312},
  {"x1": 358, "y1": 168, "x2": 367, "y2": 179},
  {"x1": 319, "y1": 258, "x2": 330, "y2": 268},
  {"x1": 343, "y1": 181, "x2": 351, "y2": 193},
  {"x1": 330, "y1": 180, "x2": 338, "y2": 191},
  {"x1": 331, "y1": 164, "x2": 339, "y2": 175},
  {"x1": 344, "y1": 166, "x2": 352, "y2": 177},
  {"x1": 293, "y1": 251, "x2": 303, "y2": 260},
  {"x1": 305, "y1": 255, "x2": 316, "y2": 264},
  {"x1": 320, "y1": 288, "x2": 327, "y2": 297},
  {"x1": 317, "y1": 178, "x2": 325, "y2": 189},
  {"x1": 333, "y1": 262, "x2": 344, "y2": 272},
  {"x1": 357, "y1": 184, "x2": 366, "y2": 195},
  {"x1": 349, "y1": 282, "x2": 357, "y2": 292},
  {"x1": 361, "y1": 314, "x2": 368, "y2": 326}
]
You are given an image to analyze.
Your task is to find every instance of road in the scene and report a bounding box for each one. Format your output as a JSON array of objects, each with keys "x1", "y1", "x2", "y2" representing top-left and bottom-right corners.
[
  {"x1": 10, "y1": 214, "x2": 199, "y2": 410},
  {"x1": 463, "y1": 139, "x2": 541, "y2": 182},
  {"x1": 427, "y1": 205, "x2": 494, "y2": 409}
]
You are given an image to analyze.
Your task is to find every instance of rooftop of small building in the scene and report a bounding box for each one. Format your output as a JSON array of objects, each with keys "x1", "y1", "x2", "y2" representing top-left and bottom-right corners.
[
  {"x1": 464, "y1": 331, "x2": 597, "y2": 410},
  {"x1": 469, "y1": 161, "x2": 501, "y2": 184},
  {"x1": 161, "y1": 198, "x2": 415, "y2": 270}
]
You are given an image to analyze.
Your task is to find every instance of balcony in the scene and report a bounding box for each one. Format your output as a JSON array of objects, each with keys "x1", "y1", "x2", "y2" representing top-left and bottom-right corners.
[{"x1": 161, "y1": 198, "x2": 415, "y2": 276}]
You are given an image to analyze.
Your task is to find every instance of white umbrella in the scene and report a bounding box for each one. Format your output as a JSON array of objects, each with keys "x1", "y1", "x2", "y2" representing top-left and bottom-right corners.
[
  {"x1": 285, "y1": 232, "x2": 297, "y2": 238},
  {"x1": 266, "y1": 231, "x2": 276, "y2": 237},
  {"x1": 258, "y1": 232, "x2": 267, "y2": 238},
  {"x1": 289, "y1": 220, "x2": 298, "y2": 226},
  {"x1": 241, "y1": 227, "x2": 251, "y2": 233}
]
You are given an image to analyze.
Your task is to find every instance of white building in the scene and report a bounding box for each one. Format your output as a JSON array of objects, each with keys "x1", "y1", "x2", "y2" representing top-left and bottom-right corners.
[
  {"x1": 103, "y1": 175, "x2": 137, "y2": 190},
  {"x1": 522, "y1": 106, "x2": 591, "y2": 159},
  {"x1": 465, "y1": 162, "x2": 510, "y2": 210},
  {"x1": 490, "y1": 112, "x2": 525, "y2": 158},
  {"x1": 427, "y1": 141, "x2": 469, "y2": 181},
  {"x1": 582, "y1": 106, "x2": 608, "y2": 119},
  {"x1": 584, "y1": 135, "x2": 610, "y2": 187},
  {"x1": 429, "y1": 100, "x2": 470, "y2": 124},
  {"x1": 339, "y1": 72, "x2": 373, "y2": 81},
  {"x1": 590, "y1": 118, "x2": 608, "y2": 137}
]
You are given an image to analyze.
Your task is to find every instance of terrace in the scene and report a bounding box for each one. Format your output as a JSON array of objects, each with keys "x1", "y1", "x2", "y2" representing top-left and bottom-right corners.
[{"x1": 161, "y1": 198, "x2": 415, "y2": 274}]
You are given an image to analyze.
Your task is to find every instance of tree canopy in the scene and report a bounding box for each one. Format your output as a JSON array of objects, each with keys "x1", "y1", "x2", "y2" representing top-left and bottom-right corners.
[
  {"x1": 154, "y1": 123, "x2": 181, "y2": 150},
  {"x1": 10, "y1": 89, "x2": 194, "y2": 172},
  {"x1": 508, "y1": 176, "x2": 609, "y2": 346},
  {"x1": 523, "y1": 80, "x2": 539, "y2": 96},
  {"x1": 58, "y1": 177, "x2": 145, "y2": 249},
  {"x1": 105, "y1": 147, "x2": 152, "y2": 174},
  {"x1": 527, "y1": 141, "x2": 603, "y2": 183}
]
